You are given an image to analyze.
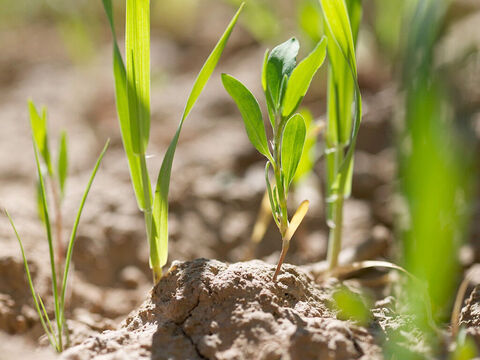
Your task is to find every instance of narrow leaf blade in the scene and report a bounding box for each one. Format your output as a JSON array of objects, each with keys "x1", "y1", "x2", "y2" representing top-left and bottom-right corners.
[
  {"x1": 28, "y1": 101, "x2": 53, "y2": 175},
  {"x1": 282, "y1": 37, "x2": 327, "y2": 117},
  {"x1": 221, "y1": 73, "x2": 272, "y2": 161},
  {"x1": 152, "y1": 4, "x2": 244, "y2": 269},
  {"x1": 126, "y1": 0, "x2": 150, "y2": 155},
  {"x1": 102, "y1": 0, "x2": 150, "y2": 211},
  {"x1": 281, "y1": 114, "x2": 307, "y2": 188},
  {"x1": 57, "y1": 131, "x2": 68, "y2": 199}
]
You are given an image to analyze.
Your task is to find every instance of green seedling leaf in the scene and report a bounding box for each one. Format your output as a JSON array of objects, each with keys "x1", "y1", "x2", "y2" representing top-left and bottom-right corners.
[
  {"x1": 126, "y1": 0, "x2": 150, "y2": 155},
  {"x1": 221, "y1": 74, "x2": 273, "y2": 162},
  {"x1": 285, "y1": 200, "x2": 309, "y2": 241},
  {"x1": 266, "y1": 37, "x2": 299, "y2": 108},
  {"x1": 28, "y1": 100, "x2": 53, "y2": 175},
  {"x1": 32, "y1": 139, "x2": 63, "y2": 349},
  {"x1": 265, "y1": 162, "x2": 280, "y2": 228},
  {"x1": 4, "y1": 210, "x2": 57, "y2": 350},
  {"x1": 152, "y1": 4, "x2": 244, "y2": 271},
  {"x1": 319, "y1": 0, "x2": 357, "y2": 78},
  {"x1": 60, "y1": 140, "x2": 109, "y2": 314},
  {"x1": 331, "y1": 285, "x2": 372, "y2": 326},
  {"x1": 282, "y1": 37, "x2": 327, "y2": 117},
  {"x1": 102, "y1": 0, "x2": 150, "y2": 211},
  {"x1": 281, "y1": 113, "x2": 307, "y2": 189},
  {"x1": 36, "y1": 179, "x2": 46, "y2": 224},
  {"x1": 57, "y1": 131, "x2": 68, "y2": 199}
]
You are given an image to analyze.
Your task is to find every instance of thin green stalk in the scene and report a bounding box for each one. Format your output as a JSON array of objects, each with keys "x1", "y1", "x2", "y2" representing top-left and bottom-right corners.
[
  {"x1": 60, "y1": 140, "x2": 110, "y2": 319},
  {"x1": 327, "y1": 193, "x2": 344, "y2": 269},
  {"x1": 33, "y1": 141, "x2": 62, "y2": 351},
  {"x1": 4, "y1": 210, "x2": 57, "y2": 351}
]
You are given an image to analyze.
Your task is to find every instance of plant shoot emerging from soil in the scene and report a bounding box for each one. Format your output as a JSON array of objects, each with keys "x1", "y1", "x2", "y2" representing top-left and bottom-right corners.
[
  {"x1": 102, "y1": 0, "x2": 244, "y2": 283},
  {"x1": 319, "y1": 0, "x2": 362, "y2": 270},
  {"x1": 5, "y1": 102, "x2": 109, "y2": 352},
  {"x1": 222, "y1": 36, "x2": 327, "y2": 281}
]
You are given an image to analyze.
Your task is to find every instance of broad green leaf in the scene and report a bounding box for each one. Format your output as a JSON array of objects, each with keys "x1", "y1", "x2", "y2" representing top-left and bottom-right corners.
[
  {"x1": 126, "y1": 0, "x2": 150, "y2": 155},
  {"x1": 293, "y1": 109, "x2": 319, "y2": 183},
  {"x1": 266, "y1": 38, "x2": 299, "y2": 108},
  {"x1": 152, "y1": 4, "x2": 244, "y2": 269},
  {"x1": 102, "y1": 0, "x2": 150, "y2": 211},
  {"x1": 57, "y1": 131, "x2": 68, "y2": 199},
  {"x1": 282, "y1": 37, "x2": 327, "y2": 117},
  {"x1": 28, "y1": 101, "x2": 53, "y2": 175},
  {"x1": 221, "y1": 74, "x2": 273, "y2": 162},
  {"x1": 60, "y1": 140, "x2": 109, "y2": 314},
  {"x1": 281, "y1": 114, "x2": 306, "y2": 189}
]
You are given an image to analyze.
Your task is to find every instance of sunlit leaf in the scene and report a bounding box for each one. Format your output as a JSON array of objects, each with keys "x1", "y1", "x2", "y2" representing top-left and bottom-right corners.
[
  {"x1": 266, "y1": 37, "x2": 299, "y2": 108},
  {"x1": 102, "y1": 0, "x2": 150, "y2": 211},
  {"x1": 28, "y1": 100, "x2": 53, "y2": 175},
  {"x1": 281, "y1": 113, "x2": 306, "y2": 189},
  {"x1": 126, "y1": 0, "x2": 150, "y2": 155},
  {"x1": 221, "y1": 74, "x2": 273, "y2": 162},
  {"x1": 282, "y1": 37, "x2": 327, "y2": 117},
  {"x1": 152, "y1": 4, "x2": 244, "y2": 269},
  {"x1": 57, "y1": 131, "x2": 68, "y2": 199}
]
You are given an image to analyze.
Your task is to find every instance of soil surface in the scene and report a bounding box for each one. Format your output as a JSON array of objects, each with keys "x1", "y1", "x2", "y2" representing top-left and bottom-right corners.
[{"x1": 62, "y1": 259, "x2": 384, "y2": 360}]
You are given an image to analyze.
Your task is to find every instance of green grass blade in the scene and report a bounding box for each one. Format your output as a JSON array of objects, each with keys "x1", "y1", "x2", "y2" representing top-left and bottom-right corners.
[
  {"x1": 4, "y1": 210, "x2": 57, "y2": 350},
  {"x1": 60, "y1": 140, "x2": 109, "y2": 313},
  {"x1": 32, "y1": 140, "x2": 62, "y2": 350},
  {"x1": 265, "y1": 37, "x2": 299, "y2": 108},
  {"x1": 126, "y1": 0, "x2": 150, "y2": 155},
  {"x1": 28, "y1": 100, "x2": 53, "y2": 176},
  {"x1": 37, "y1": 293, "x2": 58, "y2": 349},
  {"x1": 57, "y1": 131, "x2": 68, "y2": 199},
  {"x1": 152, "y1": 4, "x2": 244, "y2": 270},
  {"x1": 221, "y1": 74, "x2": 273, "y2": 162},
  {"x1": 282, "y1": 36, "x2": 327, "y2": 117},
  {"x1": 319, "y1": 0, "x2": 357, "y2": 78},
  {"x1": 102, "y1": 0, "x2": 150, "y2": 211},
  {"x1": 281, "y1": 113, "x2": 306, "y2": 190}
]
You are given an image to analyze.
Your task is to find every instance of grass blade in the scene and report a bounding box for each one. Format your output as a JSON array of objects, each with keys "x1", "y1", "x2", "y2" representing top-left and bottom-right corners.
[
  {"x1": 282, "y1": 37, "x2": 327, "y2": 117},
  {"x1": 152, "y1": 4, "x2": 244, "y2": 271},
  {"x1": 57, "y1": 131, "x2": 68, "y2": 199},
  {"x1": 32, "y1": 140, "x2": 62, "y2": 350},
  {"x1": 37, "y1": 293, "x2": 58, "y2": 349},
  {"x1": 28, "y1": 100, "x2": 53, "y2": 176},
  {"x1": 221, "y1": 73, "x2": 273, "y2": 162},
  {"x1": 60, "y1": 140, "x2": 109, "y2": 313},
  {"x1": 4, "y1": 210, "x2": 57, "y2": 350},
  {"x1": 281, "y1": 113, "x2": 306, "y2": 190},
  {"x1": 102, "y1": 0, "x2": 150, "y2": 211},
  {"x1": 126, "y1": 0, "x2": 150, "y2": 155}
]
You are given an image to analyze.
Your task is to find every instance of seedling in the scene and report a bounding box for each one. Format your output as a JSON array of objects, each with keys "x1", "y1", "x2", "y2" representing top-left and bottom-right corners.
[
  {"x1": 29, "y1": 100, "x2": 68, "y2": 267},
  {"x1": 222, "y1": 36, "x2": 327, "y2": 281},
  {"x1": 319, "y1": 0, "x2": 362, "y2": 270},
  {"x1": 5, "y1": 102, "x2": 109, "y2": 352},
  {"x1": 102, "y1": 0, "x2": 244, "y2": 283}
]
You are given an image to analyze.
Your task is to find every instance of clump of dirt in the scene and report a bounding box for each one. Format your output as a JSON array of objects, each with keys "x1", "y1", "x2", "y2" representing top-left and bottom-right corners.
[
  {"x1": 460, "y1": 284, "x2": 480, "y2": 345},
  {"x1": 63, "y1": 259, "x2": 386, "y2": 360}
]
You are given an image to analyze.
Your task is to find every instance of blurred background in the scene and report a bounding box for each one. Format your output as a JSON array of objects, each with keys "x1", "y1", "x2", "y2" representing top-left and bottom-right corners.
[{"x1": 0, "y1": 0, "x2": 479, "y2": 357}]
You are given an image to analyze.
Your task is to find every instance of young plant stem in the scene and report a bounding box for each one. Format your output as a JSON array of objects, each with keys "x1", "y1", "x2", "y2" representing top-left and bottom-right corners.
[
  {"x1": 272, "y1": 112, "x2": 289, "y2": 281},
  {"x1": 138, "y1": 153, "x2": 162, "y2": 283},
  {"x1": 327, "y1": 193, "x2": 344, "y2": 270},
  {"x1": 49, "y1": 177, "x2": 64, "y2": 268}
]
